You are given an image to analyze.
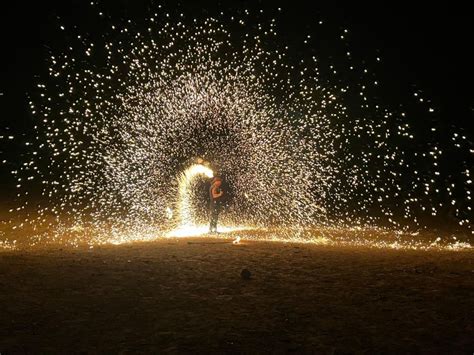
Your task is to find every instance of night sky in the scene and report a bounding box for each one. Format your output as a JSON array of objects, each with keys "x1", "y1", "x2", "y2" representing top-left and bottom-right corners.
[{"x1": 1, "y1": 1, "x2": 473, "y2": 193}]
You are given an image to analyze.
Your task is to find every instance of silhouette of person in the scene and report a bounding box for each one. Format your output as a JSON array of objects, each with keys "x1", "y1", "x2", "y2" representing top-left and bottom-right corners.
[{"x1": 209, "y1": 177, "x2": 224, "y2": 233}]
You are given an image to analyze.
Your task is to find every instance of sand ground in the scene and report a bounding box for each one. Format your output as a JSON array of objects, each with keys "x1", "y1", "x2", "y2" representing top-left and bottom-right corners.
[{"x1": 0, "y1": 238, "x2": 473, "y2": 354}]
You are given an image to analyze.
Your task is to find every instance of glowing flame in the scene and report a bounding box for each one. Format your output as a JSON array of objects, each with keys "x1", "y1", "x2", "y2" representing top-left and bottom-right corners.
[
  {"x1": 165, "y1": 207, "x2": 173, "y2": 220},
  {"x1": 177, "y1": 164, "x2": 214, "y2": 227}
]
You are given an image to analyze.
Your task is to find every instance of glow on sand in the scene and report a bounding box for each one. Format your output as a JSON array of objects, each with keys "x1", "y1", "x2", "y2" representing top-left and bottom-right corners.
[{"x1": 167, "y1": 225, "x2": 251, "y2": 238}]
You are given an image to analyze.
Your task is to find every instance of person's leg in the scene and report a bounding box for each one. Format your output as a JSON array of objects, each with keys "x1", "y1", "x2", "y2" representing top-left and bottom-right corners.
[
  {"x1": 209, "y1": 202, "x2": 217, "y2": 232},
  {"x1": 213, "y1": 204, "x2": 220, "y2": 233}
]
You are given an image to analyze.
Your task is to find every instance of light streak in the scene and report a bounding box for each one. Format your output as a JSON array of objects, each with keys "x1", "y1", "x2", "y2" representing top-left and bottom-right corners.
[{"x1": 177, "y1": 164, "x2": 214, "y2": 227}]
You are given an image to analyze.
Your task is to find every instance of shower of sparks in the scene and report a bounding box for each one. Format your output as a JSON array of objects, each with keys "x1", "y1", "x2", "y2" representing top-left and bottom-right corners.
[{"x1": 0, "y1": 4, "x2": 472, "y2": 250}]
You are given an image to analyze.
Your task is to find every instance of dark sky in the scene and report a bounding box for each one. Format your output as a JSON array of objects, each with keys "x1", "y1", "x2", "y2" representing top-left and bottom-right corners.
[
  {"x1": 1, "y1": 1, "x2": 472, "y2": 126},
  {"x1": 0, "y1": 0, "x2": 474, "y2": 120},
  {"x1": 0, "y1": 1, "x2": 473, "y2": 191}
]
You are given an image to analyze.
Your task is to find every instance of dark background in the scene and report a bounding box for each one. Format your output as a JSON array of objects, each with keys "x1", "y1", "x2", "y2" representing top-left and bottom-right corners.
[{"x1": 1, "y1": 1, "x2": 473, "y2": 196}]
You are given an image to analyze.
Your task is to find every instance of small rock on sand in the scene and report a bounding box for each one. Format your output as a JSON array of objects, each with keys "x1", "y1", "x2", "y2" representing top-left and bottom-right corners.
[{"x1": 241, "y1": 268, "x2": 251, "y2": 280}]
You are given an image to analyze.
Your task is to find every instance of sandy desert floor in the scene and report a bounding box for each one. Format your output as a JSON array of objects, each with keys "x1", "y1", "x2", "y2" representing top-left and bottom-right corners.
[{"x1": 0, "y1": 238, "x2": 473, "y2": 354}]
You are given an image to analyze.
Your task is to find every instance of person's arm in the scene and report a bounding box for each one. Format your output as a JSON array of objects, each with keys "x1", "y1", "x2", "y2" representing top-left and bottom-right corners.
[{"x1": 211, "y1": 186, "x2": 223, "y2": 199}]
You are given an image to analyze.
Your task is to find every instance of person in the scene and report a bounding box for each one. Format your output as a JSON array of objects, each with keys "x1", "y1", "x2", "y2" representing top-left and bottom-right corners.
[{"x1": 209, "y1": 177, "x2": 224, "y2": 233}]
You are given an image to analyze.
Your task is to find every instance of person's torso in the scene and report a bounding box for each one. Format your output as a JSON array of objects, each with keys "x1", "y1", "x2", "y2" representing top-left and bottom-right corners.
[{"x1": 210, "y1": 185, "x2": 222, "y2": 202}]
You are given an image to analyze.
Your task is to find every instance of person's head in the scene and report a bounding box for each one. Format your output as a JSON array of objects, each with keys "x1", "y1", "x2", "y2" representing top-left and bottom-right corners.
[{"x1": 212, "y1": 177, "x2": 222, "y2": 187}]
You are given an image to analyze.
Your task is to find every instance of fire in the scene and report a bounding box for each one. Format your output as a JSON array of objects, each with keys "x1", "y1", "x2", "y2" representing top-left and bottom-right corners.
[{"x1": 176, "y1": 164, "x2": 214, "y2": 227}]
